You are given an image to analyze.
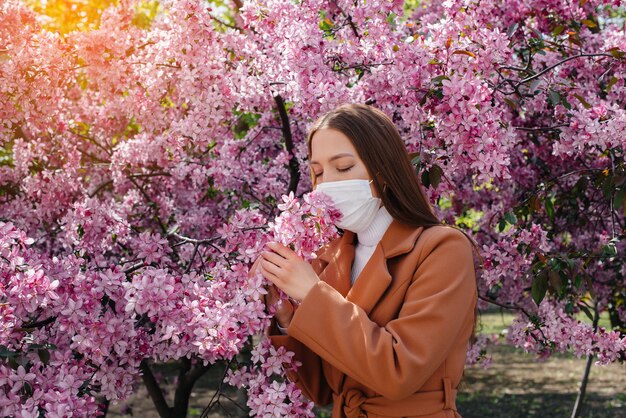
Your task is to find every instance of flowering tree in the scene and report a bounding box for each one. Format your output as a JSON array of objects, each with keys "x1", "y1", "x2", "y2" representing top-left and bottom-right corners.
[{"x1": 0, "y1": 0, "x2": 625, "y2": 417}]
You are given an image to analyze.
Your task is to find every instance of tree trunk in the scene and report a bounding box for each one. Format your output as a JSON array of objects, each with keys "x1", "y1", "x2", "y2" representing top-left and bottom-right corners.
[
  {"x1": 140, "y1": 360, "x2": 172, "y2": 418},
  {"x1": 570, "y1": 304, "x2": 600, "y2": 418},
  {"x1": 171, "y1": 359, "x2": 211, "y2": 418}
]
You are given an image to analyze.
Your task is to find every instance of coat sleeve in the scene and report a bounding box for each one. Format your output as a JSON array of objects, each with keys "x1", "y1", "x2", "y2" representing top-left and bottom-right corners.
[
  {"x1": 285, "y1": 227, "x2": 477, "y2": 401},
  {"x1": 250, "y1": 255, "x2": 333, "y2": 406}
]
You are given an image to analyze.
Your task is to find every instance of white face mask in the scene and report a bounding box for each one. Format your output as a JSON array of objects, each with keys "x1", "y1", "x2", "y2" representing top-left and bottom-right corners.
[{"x1": 316, "y1": 179, "x2": 381, "y2": 234}]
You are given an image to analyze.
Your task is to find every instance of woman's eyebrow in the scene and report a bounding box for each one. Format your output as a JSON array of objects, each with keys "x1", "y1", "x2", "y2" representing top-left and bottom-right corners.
[{"x1": 309, "y1": 153, "x2": 354, "y2": 165}]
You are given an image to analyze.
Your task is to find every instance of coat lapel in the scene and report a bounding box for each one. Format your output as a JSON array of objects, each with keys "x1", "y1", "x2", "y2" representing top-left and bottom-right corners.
[
  {"x1": 318, "y1": 230, "x2": 355, "y2": 297},
  {"x1": 346, "y1": 221, "x2": 426, "y2": 315},
  {"x1": 346, "y1": 245, "x2": 391, "y2": 315},
  {"x1": 316, "y1": 220, "x2": 426, "y2": 314}
]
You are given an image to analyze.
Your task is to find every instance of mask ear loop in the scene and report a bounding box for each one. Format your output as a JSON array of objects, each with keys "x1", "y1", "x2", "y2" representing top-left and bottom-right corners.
[{"x1": 370, "y1": 174, "x2": 387, "y2": 193}]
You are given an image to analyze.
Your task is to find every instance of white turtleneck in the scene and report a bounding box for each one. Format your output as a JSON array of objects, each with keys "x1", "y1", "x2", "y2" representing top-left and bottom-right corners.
[{"x1": 350, "y1": 205, "x2": 394, "y2": 284}]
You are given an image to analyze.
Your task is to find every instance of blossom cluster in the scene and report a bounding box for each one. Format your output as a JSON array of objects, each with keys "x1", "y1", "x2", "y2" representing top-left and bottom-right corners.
[
  {"x1": 225, "y1": 191, "x2": 339, "y2": 417},
  {"x1": 508, "y1": 302, "x2": 626, "y2": 365}
]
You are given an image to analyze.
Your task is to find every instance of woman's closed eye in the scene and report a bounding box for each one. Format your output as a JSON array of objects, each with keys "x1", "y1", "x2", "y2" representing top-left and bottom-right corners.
[{"x1": 313, "y1": 165, "x2": 353, "y2": 177}]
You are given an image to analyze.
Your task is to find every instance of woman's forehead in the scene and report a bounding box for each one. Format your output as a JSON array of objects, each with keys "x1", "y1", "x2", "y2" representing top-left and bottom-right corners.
[{"x1": 310, "y1": 129, "x2": 357, "y2": 162}]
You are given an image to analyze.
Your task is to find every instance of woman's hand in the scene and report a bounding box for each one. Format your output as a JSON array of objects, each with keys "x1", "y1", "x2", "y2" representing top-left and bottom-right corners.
[
  {"x1": 259, "y1": 242, "x2": 320, "y2": 302},
  {"x1": 264, "y1": 283, "x2": 296, "y2": 328}
]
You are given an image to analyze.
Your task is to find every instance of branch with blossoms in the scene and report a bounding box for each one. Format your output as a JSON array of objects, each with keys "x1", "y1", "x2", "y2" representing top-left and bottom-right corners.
[
  {"x1": 0, "y1": 190, "x2": 339, "y2": 418},
  {"x1": 491, "y1": 52, "x2": 623, "y2": 97},
  {"x1": 221, "y1": 191, "x2": 341, "y2": 417}
]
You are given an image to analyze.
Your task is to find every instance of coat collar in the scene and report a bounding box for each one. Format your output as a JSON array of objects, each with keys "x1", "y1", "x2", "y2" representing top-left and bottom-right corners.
[{"x1": 317, "y1": 220, "x2": 425, "y2": 315}]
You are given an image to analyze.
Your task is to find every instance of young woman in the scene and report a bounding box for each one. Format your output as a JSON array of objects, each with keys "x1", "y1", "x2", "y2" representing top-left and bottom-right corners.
[{"x1": 257, "y1": 103, "x2": 478, "y2": 418}]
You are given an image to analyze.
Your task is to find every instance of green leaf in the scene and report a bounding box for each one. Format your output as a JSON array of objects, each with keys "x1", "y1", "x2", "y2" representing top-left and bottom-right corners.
[
  {"x1": 573, "y1": 94, "x2": 591, "y2": 109},
  {"x1": 602, "y1": 242, "x2": 618, "y2": 257},
  {"x1": 548, "y1": 270, "x2": 563, "y2": 296},
  {"x1": 545, "y1": 197, "x2": 555, "y2": 220},
  {"x1": 574, "y1": 274, "x2": 582, "y2": 287},
  {"x1": 498, "y1": 218, "x2": 507, "y2": 232},
  {"x1": 532, "y1": 272, "x2": 549, "y2": 305},
  {"x1": 430, "y1": 75, "x2": 450, "y2": 85},
  {"x1": 562, "y1": 97, "x2": 572, "y2": 110},
  {"x1": 429, "y1": 164, "x2": 444, "y2": 189},
  {"x1": 503, "y1": 98, "x2": 518, "y2": 110},
  {"x1": 581, "y1": 19, "x2": 597, "y2": 28},
  {"x1": 421, "y1": 169, "x2": 430, "y2": 188},
  {"x1": 0, "y1": 345, "x2": 16, "y2": 359},
  {"x1": 552, "y1": 25, "x2": 566, "y2": 36},
  {"x1": 38, "y1": 349, "x2": 51, "y2": 365},
  {"x1": 548, "y1": 90, "x2": 561, "y2": 106},
  {"x1": 504, "y1": 212, "x2": 517, "y2": 225},
  {"x1": 529, "y1": 78, "x2": 542, "y2": 94},
  {"x1": 606, "y1": 76, "x2": 618, "y2": 92},
  {"x1": 319, "y1": 18, "x2": 333, "y2": 30},
  {"x1": 529, "y1": 194, "x2": 542, "y2": 212},
  {"x1": 608, "y1": 49, "x2": 625, "y2": 59}
]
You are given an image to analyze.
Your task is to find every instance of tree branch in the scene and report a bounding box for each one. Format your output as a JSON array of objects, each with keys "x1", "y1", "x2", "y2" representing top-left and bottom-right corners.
[
  {"x1": 201, "y1": 358, "x2": 239, "y2": 418},
  {"x1": 172, "y1": 359, "x2": 211, "y2": 418},
  {"x1": 273, "y1": 94, "x2": 300, "y2": 194},
  {"x1": 513, "y1": 123, "x2": 569, "y2": 131},
  {"x1": 493, "y1": 53, "x2": 617, "y2": 95},
  {"x1": 16, "y1": 315, "x2": 58, "y2": 331},
  {"x1": 71, "y1": 131, "x2": 113, "y2": 156},
  {"x1": 517, "y1": 53, "x2": 614, "y2": 86},
  {"x1": 331, "y1": 0, "x2": 360, "y2": 39},
  {"x1": 571, "y1": 302, "x2": 599, "y2": 418},
  {"x1": 140, "y1": 360, "x2": 171, "y2": 418}
]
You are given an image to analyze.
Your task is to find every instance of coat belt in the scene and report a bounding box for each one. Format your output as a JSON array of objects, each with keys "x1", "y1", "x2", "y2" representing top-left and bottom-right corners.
[{"x1": 332, "y1": 377, "x2": 458, "y2": 418}]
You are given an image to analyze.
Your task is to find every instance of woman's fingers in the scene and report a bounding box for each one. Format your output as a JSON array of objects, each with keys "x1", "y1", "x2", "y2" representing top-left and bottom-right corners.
[
  {"x1": 261, "y1": 242, "x2": 316, "y2": 301},
  {"x1": 266, "y1": 242, "x2": 295, "y2": 260},
  {"x1": 260, "y1": 258, "x2": 282, "y2": 278},
  {"x1": 261, "y1": 250, "x2": 287, "y2": 268}
]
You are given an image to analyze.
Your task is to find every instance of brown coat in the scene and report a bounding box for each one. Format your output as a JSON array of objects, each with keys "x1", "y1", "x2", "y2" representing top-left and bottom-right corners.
[{"x1": 266, "y1": 221, "x2": 478, "y2": 418}]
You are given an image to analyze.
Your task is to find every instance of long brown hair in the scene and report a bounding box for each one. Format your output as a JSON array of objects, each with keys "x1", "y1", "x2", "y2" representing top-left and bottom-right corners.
[
  {"x1": 306, "y1": 103, "x2": 482, "y2": 376},
  {"x1": 307, "y1": 103, "x2": 441, "y2": 228}
]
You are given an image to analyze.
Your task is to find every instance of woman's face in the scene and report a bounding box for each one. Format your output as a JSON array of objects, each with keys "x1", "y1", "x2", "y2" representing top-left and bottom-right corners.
[{"x1": 309, "y1": 128, "x2": 379, "y2": 197}]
